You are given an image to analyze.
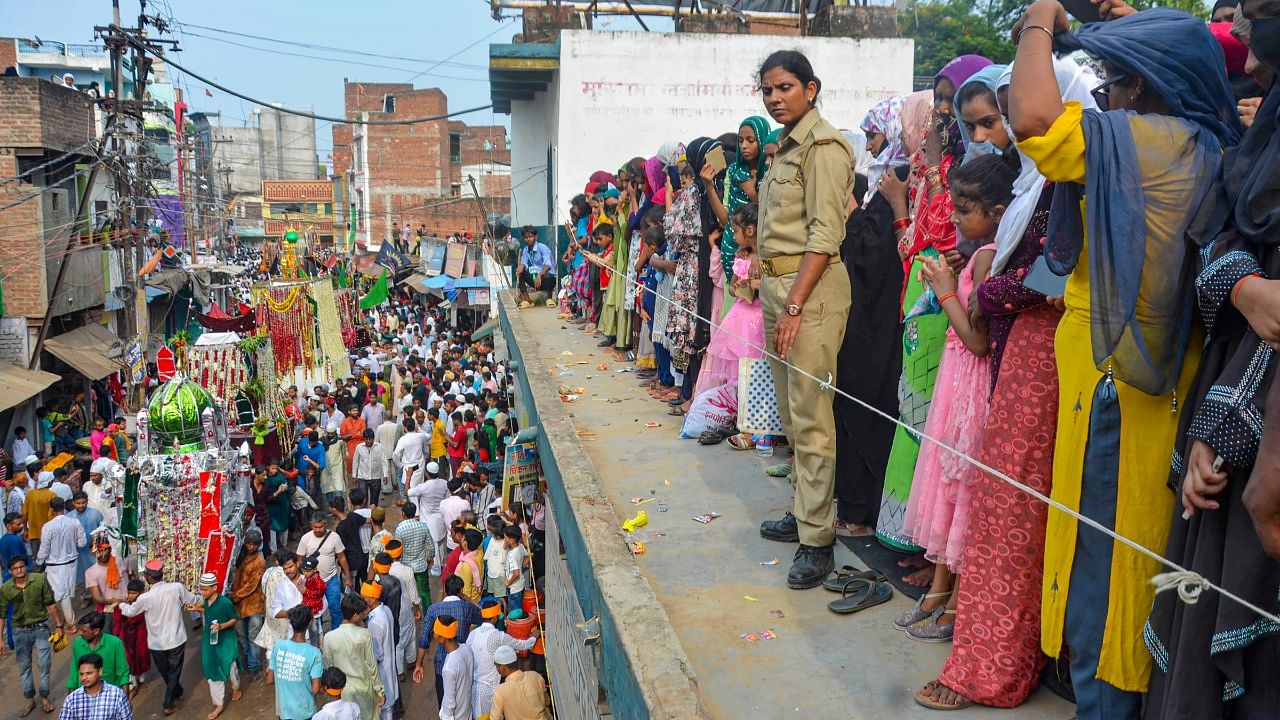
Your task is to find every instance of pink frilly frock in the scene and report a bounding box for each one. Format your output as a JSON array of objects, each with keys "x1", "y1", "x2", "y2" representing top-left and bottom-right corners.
[
  {"x1": 700, "y1": 255, "x2": 765, "y2": 391},
  {"x1": 901, "y1": 244, "x2": 994, "y2": 573}
]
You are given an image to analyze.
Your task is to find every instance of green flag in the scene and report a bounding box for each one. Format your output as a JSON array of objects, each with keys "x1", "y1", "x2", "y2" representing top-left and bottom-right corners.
[
  {"x1": 359, "y1": 270, "x2": 388, "y2": 309},
  {"x1": 346, "y1": 196, "x2": 357, "y2": 252},
  {"x1": 336, "y1": 262, "x2": 349, "y2": 289}
]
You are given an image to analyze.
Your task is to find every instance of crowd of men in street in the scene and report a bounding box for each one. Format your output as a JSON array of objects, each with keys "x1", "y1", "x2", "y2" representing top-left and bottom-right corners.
[{"x1": 0, "y1": 298, "x2": 552, "y2": 720}]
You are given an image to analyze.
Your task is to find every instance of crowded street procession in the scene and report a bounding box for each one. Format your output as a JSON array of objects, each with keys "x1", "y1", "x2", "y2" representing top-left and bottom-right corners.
[{"x1": 4, "y1": 0, "x2": 1280, "y2": 718}]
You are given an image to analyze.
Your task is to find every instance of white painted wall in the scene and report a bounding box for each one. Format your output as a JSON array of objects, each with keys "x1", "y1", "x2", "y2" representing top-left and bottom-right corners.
[
  {"x1": 542, "y1": 30, "x2": 913, "y2": 226},
  {"x1": 508, "y1": 74, "x2": 559, "y2": 228}
]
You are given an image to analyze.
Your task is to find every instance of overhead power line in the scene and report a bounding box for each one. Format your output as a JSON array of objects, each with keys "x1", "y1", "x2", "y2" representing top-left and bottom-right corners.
[
  {"x1": 177, "y1": 31, "x2": 488, "y2": 81},
  {"x1": 122, "y1": 32, "x2": 493, "y2": 126},
  {"x1": 405, "y1": 20, "x2": 516, "y2": 83},
  {"x1": 174, "y1": 22, "x2": 488, "y2": 70}
]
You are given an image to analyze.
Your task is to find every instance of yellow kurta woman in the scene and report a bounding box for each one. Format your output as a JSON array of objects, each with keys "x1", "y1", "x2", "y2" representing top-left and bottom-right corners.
[{"x1": 1009, "y1": 1, "x2": 1241, "y2": 715}]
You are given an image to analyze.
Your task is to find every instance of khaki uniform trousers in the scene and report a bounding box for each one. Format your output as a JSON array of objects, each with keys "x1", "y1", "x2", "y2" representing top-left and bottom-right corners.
[{"x1": 762, "y1": 262, "x2": 851, "y2": 547}]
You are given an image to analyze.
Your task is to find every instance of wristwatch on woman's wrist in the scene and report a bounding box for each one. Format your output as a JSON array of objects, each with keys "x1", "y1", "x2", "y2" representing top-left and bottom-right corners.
[{"x1": 785, "y1": 304, "x2": 802, "y2": 317}]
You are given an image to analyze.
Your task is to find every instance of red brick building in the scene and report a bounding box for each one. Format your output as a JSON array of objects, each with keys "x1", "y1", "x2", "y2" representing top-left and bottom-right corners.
[
  {"x1": 0, "y1": 76, "x2": 103, "y2": 328},
  {"x1": 331, "y1": 82, "x2": 510, "y2": 249}
]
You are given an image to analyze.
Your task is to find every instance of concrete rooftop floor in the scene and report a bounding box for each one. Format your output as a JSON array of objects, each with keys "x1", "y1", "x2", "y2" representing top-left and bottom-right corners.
[{"x1": 519, "y1": 305, "x2": 1076, "y2": 719}]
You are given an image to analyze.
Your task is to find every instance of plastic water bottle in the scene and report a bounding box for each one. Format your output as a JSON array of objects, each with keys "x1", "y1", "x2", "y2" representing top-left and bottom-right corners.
[{"x1": 755, "y1": 435, "x2": 774, "y2": 458}]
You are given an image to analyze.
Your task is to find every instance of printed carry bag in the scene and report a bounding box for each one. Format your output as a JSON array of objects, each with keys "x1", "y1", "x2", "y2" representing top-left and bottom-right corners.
[{"x1": 737, "y1": 357, "x2": 785, "y2": 436}]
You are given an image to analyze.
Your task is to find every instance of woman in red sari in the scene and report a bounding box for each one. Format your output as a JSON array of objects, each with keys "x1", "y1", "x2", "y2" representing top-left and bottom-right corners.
[{"x1": 918, "y1": 55, "x2": 1099, "y2": 711}]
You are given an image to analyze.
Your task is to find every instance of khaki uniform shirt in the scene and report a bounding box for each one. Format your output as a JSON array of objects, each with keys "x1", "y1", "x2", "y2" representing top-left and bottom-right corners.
[{"x1": 758, "y1": 107, "x2": 854, "y2": 260}]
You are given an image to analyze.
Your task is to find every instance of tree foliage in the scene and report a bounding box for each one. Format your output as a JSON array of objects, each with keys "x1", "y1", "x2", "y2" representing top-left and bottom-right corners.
[
  {"x1": 899, "y1": 0, "x2": 1016, "y2": 80},
  {"x1": 899, "y1": 0, "x2": 1210, "y2": 81}
]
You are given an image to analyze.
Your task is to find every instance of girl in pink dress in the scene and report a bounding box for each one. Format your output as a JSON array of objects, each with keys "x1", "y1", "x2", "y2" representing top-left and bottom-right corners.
[
  {"x1": 898, "y1": 155, "x2": 1017, "y2": 643},
  {"x1": 701, "y1": 203, "x2": 763, "y2": 391}
]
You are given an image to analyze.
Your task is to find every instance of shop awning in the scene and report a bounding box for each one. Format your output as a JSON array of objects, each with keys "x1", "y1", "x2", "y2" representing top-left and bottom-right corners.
[
  {"x1": 43, "y1": 324, "x2": 122, "y2": 380},
  {"x1": 0, "y1": 364, "x2": 60, "y2": 412},
  {"x1": 423, "y1": 274, "x2": 489, "y2": 290},
  {"x1": 403, "y1": 273, "x2": 431, "y2": 294},
  {"x1": 472, "y1": 317, "x2": 500, "y2": 341}
]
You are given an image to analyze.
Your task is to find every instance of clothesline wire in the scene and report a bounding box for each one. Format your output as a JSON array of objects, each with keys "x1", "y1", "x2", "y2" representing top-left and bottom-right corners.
[{"x1": 570, "y1": 241, "x2": 1280, "y2": 629}]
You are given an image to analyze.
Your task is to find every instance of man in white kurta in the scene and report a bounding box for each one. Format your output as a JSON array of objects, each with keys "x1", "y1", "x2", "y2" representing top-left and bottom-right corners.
[
  {"x1": 361, "y1": 582, "x2": 398, "y2": 720},
  {"x1": 374, "y1": 552, "x2": 420, "y2": 673},
  {"x1": 465, "y1": 601, "x2": 537, "y2": 718},
  {"x1": 433, "y1": 617, "x2": 474, "y2": 720},
  {"x1": 255, "y1": 552, "x2": 303, "y2": 652}
]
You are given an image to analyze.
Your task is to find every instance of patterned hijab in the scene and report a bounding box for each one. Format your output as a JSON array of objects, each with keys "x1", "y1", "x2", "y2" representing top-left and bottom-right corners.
[{"x1": 861, "y1": 96, "x2": 907, "y2": 202}]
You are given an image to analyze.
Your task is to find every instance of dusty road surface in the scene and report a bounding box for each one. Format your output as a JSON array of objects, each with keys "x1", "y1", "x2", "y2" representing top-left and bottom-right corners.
[{"x1": 518, "y1": 305, "x2": 1076, "y2": 720}]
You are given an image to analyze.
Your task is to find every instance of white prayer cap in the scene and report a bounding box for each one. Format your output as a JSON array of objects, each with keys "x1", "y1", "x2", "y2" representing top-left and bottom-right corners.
[
  {"x1": 493, "y1": 645, "x2": 517, "y2": 665},
  {"x1": 426, "y1": 461, "x2": 440, "y2": 474},
  {"x1": 198, "y1": 572, "x2": 218, "y2": 587}
]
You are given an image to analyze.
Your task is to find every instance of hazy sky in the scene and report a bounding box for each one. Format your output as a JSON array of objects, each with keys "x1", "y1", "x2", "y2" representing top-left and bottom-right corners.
[{"x1": 9, "y1": 1, "x2": 655, "y2": 162}]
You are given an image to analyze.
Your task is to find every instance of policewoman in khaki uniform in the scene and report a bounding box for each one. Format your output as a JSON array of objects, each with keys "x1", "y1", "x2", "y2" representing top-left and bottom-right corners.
[{"x1": 755, "y1": 50, "x2": 854, "y2": 589}]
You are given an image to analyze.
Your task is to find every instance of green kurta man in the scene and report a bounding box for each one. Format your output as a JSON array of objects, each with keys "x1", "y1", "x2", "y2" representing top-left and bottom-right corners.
[
  {"x1": 67, "y1": 611, "x2": 130, "y2": 690},
  {"x1": 195, "y1": 572, "x2": 242, "y2": 719},
  {"x1": 321, "y1": 592, "x2": 385, "y2": 720}
]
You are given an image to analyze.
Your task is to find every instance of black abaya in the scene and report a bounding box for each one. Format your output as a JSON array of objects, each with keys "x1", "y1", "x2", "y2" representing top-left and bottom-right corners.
[{"x1": 832, "y1": 193, "x2": 904, "y2": 527}]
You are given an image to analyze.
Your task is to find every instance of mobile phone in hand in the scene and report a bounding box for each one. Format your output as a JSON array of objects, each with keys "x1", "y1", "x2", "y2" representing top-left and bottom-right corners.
[{"x1": 1023, "y1": 255, "x2": 1069, "y2": 297}]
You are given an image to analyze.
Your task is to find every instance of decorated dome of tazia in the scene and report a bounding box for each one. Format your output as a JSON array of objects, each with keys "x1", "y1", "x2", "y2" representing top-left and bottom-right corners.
[{"x1": 147, "y1": 374, "x2": 216, "y2": 452}]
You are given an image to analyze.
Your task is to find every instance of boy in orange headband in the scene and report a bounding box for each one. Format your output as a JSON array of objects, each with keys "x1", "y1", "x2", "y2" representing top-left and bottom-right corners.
[
  {"x1": 313, "y1": 667, "x2": 360, "y2": 720},
  {"x1": 433, "y1": 615, "x2": 475, "y2": 720}
]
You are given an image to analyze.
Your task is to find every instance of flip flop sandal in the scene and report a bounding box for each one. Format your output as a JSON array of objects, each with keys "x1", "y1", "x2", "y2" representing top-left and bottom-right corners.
[
  {"x1": 914, "y1": 680, "x2": 975, "y2": 711},
  {"x1": 827, "y1": 577, "x2": 893, "y2": 614},
  {"x1": 727, "y1": 434, "x2": 755, "y2": 451},
  {"x1": 667, "y1": 406, "x2": 686, "y2": 416},
  {"x1": 765, "y1": 463, "x2": 793, "y2": 478},
  {"x1": 823, "y1": 565, "x2": 887, "y2": 592}
]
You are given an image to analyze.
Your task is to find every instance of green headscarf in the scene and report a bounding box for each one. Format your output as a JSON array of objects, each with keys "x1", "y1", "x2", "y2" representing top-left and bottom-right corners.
[{"x1": 721, "y1": 116, "x2": 772, "y2": 278}]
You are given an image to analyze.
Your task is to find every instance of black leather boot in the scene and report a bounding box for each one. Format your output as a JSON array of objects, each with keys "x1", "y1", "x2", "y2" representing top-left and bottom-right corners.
[
  {"x1": 759, "y1": 511, "x2": 799, "y2": 542},
  {"x1": 787, "y1": 544, "x2": 834, "y2": 589}
]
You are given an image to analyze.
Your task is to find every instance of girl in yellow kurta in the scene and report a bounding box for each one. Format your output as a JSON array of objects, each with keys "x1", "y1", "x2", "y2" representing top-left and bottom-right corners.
[{"x1": 1008, "y1": 1, "x2": 1241, "y2": 715}]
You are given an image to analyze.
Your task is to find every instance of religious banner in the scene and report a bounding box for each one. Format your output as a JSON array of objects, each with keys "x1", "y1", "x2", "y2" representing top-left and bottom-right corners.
[
  {"x1": 376, "y1": 241, "x2": 410, "y2": 273},
  {"x1": 198, "y1": 471, "x2": 223, "y2": 539},
  {"x1": 120, "y1": 469, "x2": 140, "y2": 544},
  {"x1": 203, "y1": 529, "x2": 236, "y2": 593},
  {"x1": 156, "y1": 345, "x2": 176, "y2": 381}
]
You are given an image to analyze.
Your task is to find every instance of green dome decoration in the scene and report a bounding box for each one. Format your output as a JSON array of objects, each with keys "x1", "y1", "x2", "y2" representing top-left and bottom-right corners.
[{"x1": 147, "y1": 374, "x2": 215, "y2": 453}]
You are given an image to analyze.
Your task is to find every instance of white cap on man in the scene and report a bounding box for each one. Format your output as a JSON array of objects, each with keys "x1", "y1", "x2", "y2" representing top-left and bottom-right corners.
[
  {"x1": 426, "y1": 461, "x2": 440, "y2": 475},
  {"x1": 493, "y1": 645, "x2": 518, "y2": 666}
]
